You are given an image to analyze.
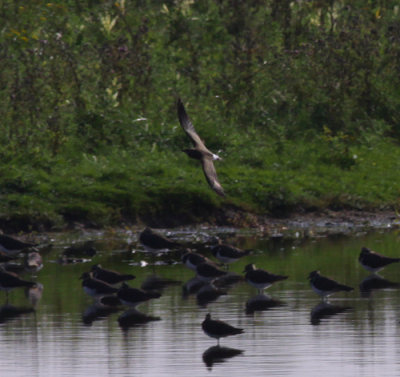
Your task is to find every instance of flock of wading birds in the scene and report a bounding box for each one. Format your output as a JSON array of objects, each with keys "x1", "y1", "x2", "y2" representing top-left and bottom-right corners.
[
  {"x1": 0, "y1": 100, "x2": 398, "y2": 353},
  {"x1": 0, "y1": 225, "x2": 398, "y2": 346}
]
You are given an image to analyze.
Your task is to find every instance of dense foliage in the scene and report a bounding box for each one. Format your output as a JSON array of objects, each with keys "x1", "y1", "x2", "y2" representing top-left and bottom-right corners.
[{"x1": 0, "y1": 0, "x2": 399, "y2": 229}]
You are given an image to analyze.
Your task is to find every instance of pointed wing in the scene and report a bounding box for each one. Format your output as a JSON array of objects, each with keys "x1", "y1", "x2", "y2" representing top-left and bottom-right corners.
[
  {"x1": 177, "y1": 99, "x2": 207, "y2": 149},
  {"x1": 201, "y1": 157, "x2": 225, "y2": 197}
]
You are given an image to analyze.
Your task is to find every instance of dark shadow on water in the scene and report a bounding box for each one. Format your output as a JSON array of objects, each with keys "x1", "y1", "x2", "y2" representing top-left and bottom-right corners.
[
  {"x1": 197, "y1": 283, "x2": 227, "y2": 307},
  {"x1": 202, "y1": 345, "x2": 244, "y2": 370},
  {"x1": 213, "y1": 273, "x2": 244, "y2": 288},
  {"x1": 310, "y1": 302, "x2": 352, "y2": 325},
  {"x1": 182, "y1": 272, "x2": 242, "y2": 300},
  {"x1": 82, "y1": 301, "x2": 122, "y2": 325},
  {"x1": 182, "y1": 276, "x2": 207, "y2": 298},
  {"x1": 99, "y1": 295, "x2": 122, "y2": 307},
  {"x1": 359, "y1": 275, "x2": 400, "y2": 298},
  {"x1": 140, "y1": 274, "x2": 182, "y2": 291},
  {"x1": 118, "y1": 308, "x2": 161, "y2": 329},
  {"x1": 0, "y1": 304, "x2": 34, "y2": 324},
  {"x1": 245, "y1": 293, "x2": 284, "y2": 315}
]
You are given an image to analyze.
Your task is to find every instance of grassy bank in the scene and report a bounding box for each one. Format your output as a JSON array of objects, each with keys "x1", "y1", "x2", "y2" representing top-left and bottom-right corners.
[
  {"x1": 0, "y1": 1, "x2": 399, "y2": 230},
  {"x1": 1, "y1": 133, "x2": 399, "y2": 231}
]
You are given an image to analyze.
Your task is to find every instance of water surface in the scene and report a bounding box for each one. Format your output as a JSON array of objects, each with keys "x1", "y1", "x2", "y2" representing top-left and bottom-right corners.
[{"x1": 1, "y1": 227, "x2": 400, "y2": 377}]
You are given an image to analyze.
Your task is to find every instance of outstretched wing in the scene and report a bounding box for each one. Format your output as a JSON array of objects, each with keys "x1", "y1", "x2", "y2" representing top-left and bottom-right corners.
[
  {"x1": 201, "y1": 157, "x2": 225, "y2": 197},
  {"x1": 177, "y1": 99, "x2": 207, "y2": 149}
]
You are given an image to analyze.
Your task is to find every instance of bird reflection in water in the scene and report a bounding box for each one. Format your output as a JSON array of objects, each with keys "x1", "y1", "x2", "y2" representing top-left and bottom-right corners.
[
  {"x1": 213, "y1": 272, "x2": 244, "y2": 288},
  {"x1": 118, "y1": 308, "x2": 161, "y2": 329},
  {"x1": 182, "y1": 271, "x2": 242, "y2": 300},
  {"x1": 182, "y1": 276, "x2": 207, "y2": 298},
  {"x1": 82, "y1": 295, "x2": 122, "y2": 325},
  {"x1": 140, "y1": 274, "x2": 181, "y2": 291},
  {"x1": 245, "y1": 293, "x2": 284, "y2": 315},
  {"x1": 359, "y1": 274, "x2": 400, "y2": 298},
  {"x1": 0, "y1": 304, "x2": 34, "y2": 324},
  {"x1": 310, "y1": 302, "x2": 352, "y2": 325},
  {"x1": 196, "y1": 283, "x2": 227, "y2": 307},
  {"x1": 25, "y1": 283, "x2": 44, "y2": 308},
  {"x1": 202, "y1": 345, "x2": 244, "y2": 370}
]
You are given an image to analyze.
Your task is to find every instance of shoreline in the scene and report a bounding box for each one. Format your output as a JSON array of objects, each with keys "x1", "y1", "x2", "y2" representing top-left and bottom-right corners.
[{"x1": 3, "y1": 208, "x2": 397, "y2": 240}]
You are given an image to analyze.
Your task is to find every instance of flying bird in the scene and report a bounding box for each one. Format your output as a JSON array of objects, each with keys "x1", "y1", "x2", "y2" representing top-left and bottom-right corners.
[{"x1": 177, "y1": 98, "x2": 225, "y2": 197}]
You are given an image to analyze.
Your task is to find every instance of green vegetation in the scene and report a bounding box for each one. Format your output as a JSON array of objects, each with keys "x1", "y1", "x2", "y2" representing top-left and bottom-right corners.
[{"x1": 0, "y1": 1, "x2": 399, "y2": 230}]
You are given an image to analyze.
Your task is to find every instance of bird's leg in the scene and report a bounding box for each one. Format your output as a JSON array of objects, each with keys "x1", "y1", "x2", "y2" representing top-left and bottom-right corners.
[{"x1": 151, "y1": 254, "x2": 156, "y2": 274}]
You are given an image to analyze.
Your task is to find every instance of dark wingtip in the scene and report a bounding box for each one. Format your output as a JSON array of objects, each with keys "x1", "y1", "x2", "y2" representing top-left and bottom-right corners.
[{"x1": 177, "y1": 98, "x2": 184, "y2": 112}]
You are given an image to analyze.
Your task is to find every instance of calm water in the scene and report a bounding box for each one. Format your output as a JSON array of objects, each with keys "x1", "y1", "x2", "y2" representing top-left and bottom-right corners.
[{"x1": 1, "y1": 226, "x2": 400, "y2": 377}]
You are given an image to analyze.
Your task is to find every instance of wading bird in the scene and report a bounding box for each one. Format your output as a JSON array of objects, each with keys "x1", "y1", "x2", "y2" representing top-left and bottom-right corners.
[
  {"x1": 202, "y1": 313, "x2": 244, "y2": 346},
  {"x1": 308, "y1": 270, "x2": 353, "y2": 300},
  {"x1": 243, "y1": 264, "x2": 288, "y2": 294},
  {"x1": 358, "y1": 247, "x2": 400, "y2": 273}
]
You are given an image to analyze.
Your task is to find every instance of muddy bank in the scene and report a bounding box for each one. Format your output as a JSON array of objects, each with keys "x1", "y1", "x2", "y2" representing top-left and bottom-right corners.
[
  {"x1": 0, "y1": 204, "x2": 397, "y2": 238},
  {"x1": 138, "y1": 205, "x2": 397, "y2": 236}
]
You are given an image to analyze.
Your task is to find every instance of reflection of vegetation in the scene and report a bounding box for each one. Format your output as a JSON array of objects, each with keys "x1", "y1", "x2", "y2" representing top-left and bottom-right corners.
[{"x1": 1, "y1": 1, "x2": 400, "y2": 229}]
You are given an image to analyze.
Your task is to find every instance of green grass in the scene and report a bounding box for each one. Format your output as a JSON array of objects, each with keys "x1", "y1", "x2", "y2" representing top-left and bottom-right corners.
[
  {"x1": 0, "y1": 133, "x2": 398, "y2": 231},
  {"x1": 0, "y1": 2, "x2": 399, "y2": 230}
]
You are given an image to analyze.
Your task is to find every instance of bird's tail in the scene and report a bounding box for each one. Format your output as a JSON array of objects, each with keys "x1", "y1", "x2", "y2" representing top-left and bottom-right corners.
[{"x1": 339, "y1": 284, "x2": 354, "y2": 292}]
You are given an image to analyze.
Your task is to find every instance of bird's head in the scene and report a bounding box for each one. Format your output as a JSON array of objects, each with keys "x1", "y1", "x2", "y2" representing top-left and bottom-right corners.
[
  {"x1": 308, "y1": 270, "x2": 319, "y2": 280},
  {"x1": 243, "y1": 263, "x2": 256, "y2": 273},
  {"x1": 360, "y1": 247, "x2": 371, "y2": 256}
]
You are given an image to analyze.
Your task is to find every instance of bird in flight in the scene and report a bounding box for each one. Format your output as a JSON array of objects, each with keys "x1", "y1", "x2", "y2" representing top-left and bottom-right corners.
[{"x1": 177, "y1": 98, "x2": 225, "y2": 197}]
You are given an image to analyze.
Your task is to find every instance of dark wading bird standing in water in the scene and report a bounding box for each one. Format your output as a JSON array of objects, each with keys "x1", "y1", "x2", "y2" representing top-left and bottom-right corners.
[
  {"x1": 139, "y1": 227, "x2": 181, "y2": 253},
  {"x1": 177, "y1": 98, "x2": 225, "y2": 197},
  {"x1": 358, "y1": 247, "x2": 400, "y2": 274},
  {"x1": 202, "y1": 313, "x2": 244, "y2": 346},
  {"x1": 0, "y1": 234, "x2": 37, "y2": 256},
  {"x1": 308, "y1": 270, "x2": 354, "y2": 301},
  {"x1": 243, "y1": 264, "x2": 288, "y2": 294}
]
